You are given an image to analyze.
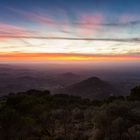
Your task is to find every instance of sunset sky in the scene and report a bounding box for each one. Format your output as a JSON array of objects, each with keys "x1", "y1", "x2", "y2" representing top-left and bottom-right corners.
[{"x1": 0, "y1": 0, "x2": 140, "y2": 61}]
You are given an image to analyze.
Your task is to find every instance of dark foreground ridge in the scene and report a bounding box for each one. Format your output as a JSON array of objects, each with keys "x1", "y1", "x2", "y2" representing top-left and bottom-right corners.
[{"x1": 0, "y1": 86, "x2": 140, "y2": 140}]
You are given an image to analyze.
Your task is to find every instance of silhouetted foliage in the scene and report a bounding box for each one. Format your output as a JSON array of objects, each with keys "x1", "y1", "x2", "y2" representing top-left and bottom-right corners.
[
  {"x1": 128, "y1": 85, "x2": 140, "y2": 101},
  {"x1": 0, "y1": 86, "x2": 140, "y2": 140}
]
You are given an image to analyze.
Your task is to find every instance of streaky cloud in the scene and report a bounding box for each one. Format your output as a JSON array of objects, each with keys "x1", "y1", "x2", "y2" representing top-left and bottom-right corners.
[{"x1": 0, "y1": 35, "x2": 140, "y2": 43}]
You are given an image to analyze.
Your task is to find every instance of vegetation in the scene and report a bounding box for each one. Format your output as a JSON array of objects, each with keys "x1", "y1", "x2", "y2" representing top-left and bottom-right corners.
[{"x1": 0, "y1": 86, "x2": 140, "y2": 140}]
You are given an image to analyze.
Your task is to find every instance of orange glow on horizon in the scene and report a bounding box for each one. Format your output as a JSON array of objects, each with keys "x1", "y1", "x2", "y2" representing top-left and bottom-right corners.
[{"x1": 0, "y1": 52, "x2": 140, "y2": 61}]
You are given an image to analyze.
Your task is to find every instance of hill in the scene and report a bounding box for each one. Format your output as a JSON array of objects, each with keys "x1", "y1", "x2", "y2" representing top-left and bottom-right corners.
[{"x1": 58, "y1": 76, "x2": 117, "y2": 99}]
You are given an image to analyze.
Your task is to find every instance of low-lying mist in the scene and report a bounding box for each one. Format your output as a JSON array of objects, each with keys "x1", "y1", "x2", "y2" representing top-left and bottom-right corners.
[{"x1": 0, "y1": 60, "x2": 139, "y2": 96}]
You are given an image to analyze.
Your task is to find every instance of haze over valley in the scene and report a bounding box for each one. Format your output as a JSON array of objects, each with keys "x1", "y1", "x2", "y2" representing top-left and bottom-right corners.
[{"x1": 0, "y1": 62, "x2": 139, "y2": 98}]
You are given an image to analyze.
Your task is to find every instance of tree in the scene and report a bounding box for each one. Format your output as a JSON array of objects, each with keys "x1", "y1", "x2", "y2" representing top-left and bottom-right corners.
[{"x1": 129, "y1": 86, "x2": 140, "y2": 101}]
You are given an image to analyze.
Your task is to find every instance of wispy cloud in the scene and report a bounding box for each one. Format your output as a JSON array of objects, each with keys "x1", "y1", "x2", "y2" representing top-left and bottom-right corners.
[
  {"x1": 8, "y1": 7, "x2": 140, "y2": 27},
  {"x1": 6, "y1": 7, "x2": 140, "y2": 40},
  {"x1": 0, "y1": 8, "x2": 139, "y2": 59},
  {"x1": 0, "y1": 22, "x2": 37, "y2": 40},
  {"x1": 0, "y1": 34, "x2": 140, "y2": 43}
]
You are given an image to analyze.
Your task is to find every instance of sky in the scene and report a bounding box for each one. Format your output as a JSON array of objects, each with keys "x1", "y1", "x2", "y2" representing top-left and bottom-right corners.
[{"x1": 0, "y1": 0, "x2": 140, "y2": 62}]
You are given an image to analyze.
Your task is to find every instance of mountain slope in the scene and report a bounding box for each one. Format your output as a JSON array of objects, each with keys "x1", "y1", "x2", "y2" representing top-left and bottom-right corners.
[{"x1": 58, "y1": 77, "x2": 117, "y2": 99}]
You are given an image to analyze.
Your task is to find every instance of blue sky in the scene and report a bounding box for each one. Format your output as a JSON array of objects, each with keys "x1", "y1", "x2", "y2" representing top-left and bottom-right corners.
[{"x1": 0, "y1": 0, "x2": 140, "y2": 24}]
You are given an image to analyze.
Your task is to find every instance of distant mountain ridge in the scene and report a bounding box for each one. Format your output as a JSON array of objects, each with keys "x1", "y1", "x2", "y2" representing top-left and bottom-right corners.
[{"x1": 57, "y1": 76, "x2": 117, "y2": 99}]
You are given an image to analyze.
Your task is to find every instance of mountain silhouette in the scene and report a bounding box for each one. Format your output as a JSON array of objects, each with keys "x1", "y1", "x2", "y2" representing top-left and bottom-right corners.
[{"x1": 58, "y1": 76, "x2": 116, "y2": 99}]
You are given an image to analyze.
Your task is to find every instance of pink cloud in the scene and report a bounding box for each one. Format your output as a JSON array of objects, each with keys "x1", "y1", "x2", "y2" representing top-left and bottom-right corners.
[
  {"x1": 8, "y1": 8, "x2": 104, "y2": 36},
  {"x1": 56, "y1": 9, "x2": 71, "y2": 33},
  {"x1": 25, "y1": 13, "x2": 57, "y2": 27},
  {"x1": 0, "y1": 22, "x2": 33, "y2": 40},
  {"x1": 25, "y1": 9, "x2": 72, "y2": 32},
  {"x1": 8, "y1": 8, "x2": 58, "y2": 27},
  {"x1": 77, "y1": 14, "x2": 103, "y2": 35}
]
